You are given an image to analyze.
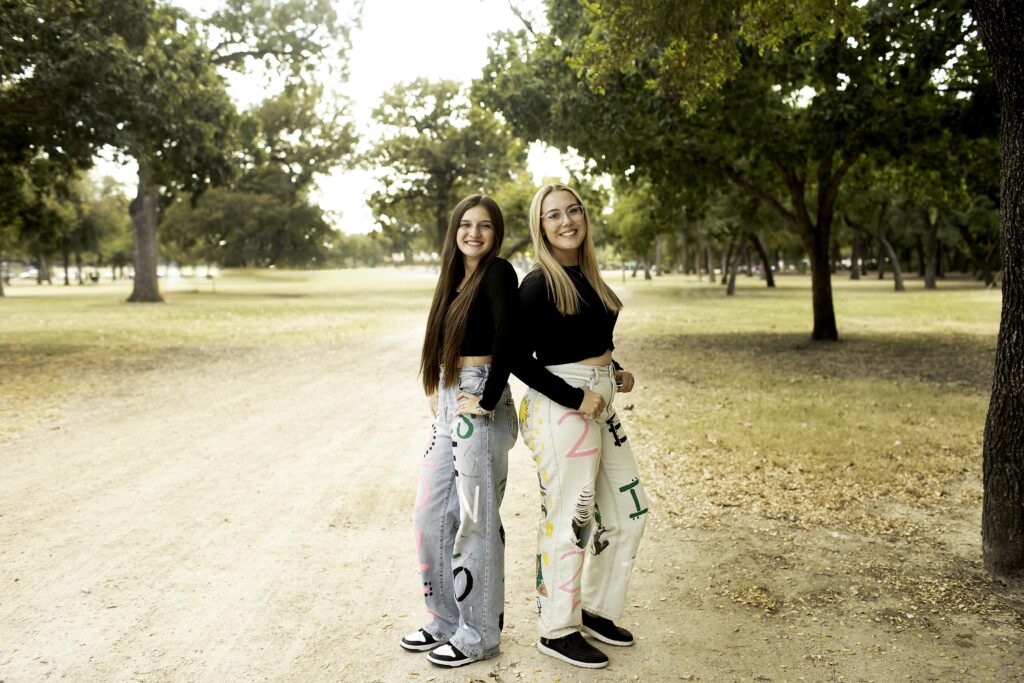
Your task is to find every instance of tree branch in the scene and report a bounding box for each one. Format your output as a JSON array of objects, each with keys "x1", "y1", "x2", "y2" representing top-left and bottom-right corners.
[
  {"x1": 719, "y1": 165, "x2": 798, "y2": 228},
  {"x1": 507, "y1": 0, "x2": 536, "y2": 36}
]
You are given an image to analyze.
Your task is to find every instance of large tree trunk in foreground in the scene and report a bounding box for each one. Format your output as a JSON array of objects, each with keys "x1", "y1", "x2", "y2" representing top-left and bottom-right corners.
[
  {"x1": 128, "y1": 161, "x2": 164, "y2": 303},
  {"x1": 975, "y1": 0, "x2": 1024, "y2": 577}
]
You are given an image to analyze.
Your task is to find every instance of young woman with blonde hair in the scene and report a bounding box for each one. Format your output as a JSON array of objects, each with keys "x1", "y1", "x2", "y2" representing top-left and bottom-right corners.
[
  {"x1": 516, "y1": 183, "x2": 649, "y2": 669},
  {"x1": 401, "y1": 195, "x2": 519, "y2": 668}
]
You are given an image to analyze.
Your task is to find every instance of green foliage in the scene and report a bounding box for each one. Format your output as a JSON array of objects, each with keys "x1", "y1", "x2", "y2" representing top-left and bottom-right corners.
[
  {"x1": 161, "y1": 187, "x2": 331, "y2": 267},
  {"x1": 365, "y1": 78, "x2": 526, "y2": 254},
  {"x1": 0, "y1": 0, "x2": 153, "y2": 169},
  {"x1": 207, "y1": 0, "x2": 358, "y2": 80}
]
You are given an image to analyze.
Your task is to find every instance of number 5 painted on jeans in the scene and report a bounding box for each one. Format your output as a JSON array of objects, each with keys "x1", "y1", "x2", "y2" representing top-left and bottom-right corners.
[{"x1": 557, "y1": 411, "x2": 598, "y2": 458}]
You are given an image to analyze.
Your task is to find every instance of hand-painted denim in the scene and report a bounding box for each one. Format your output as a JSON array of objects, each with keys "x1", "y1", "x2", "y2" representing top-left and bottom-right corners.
[
  {"x1": 520, "y1": 362, "x2": 649, "y2": 639},
  {"x1": 412, "y1": 365, "x2": 518, "y2": 659}
]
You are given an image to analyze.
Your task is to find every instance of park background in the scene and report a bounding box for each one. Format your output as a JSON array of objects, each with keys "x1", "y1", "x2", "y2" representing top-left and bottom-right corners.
[{"x1": 2, "y1": 1, "x2": 1023, "y2": 681}]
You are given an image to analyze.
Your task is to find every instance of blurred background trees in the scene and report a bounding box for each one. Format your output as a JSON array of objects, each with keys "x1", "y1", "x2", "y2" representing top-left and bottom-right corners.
[{"x1": 0, "y1": 0, "x2": 1007, "y2": 314}]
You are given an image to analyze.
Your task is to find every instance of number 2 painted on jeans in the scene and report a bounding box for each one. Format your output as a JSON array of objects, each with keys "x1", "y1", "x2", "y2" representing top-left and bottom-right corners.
[{"x1": 557, "y1": 411, "x2": 598, "y2": 458}]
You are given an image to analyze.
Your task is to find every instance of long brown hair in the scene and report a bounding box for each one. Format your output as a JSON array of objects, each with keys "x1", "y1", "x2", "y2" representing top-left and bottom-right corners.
[
  {"x1": 420, "y1": 195, "x2": 506, "y2": 394},
  {"x1": 529, "y1": 183, "x2": 621, "y2": 315}
]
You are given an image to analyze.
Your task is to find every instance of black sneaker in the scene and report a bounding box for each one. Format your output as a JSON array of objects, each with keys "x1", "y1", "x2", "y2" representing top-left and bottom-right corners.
[
  {"x1": 426, "y1": 643, "x2": 480, "y2": 667},
  {"x1": 537, "y1": 632, "x2": 609, "y2": 668},
  {"x1": 399, "y1": 628, "x2": 446, "y2": 652},
  {"x1": 582, "y1": 610, "x2": 635, "y2": 646}
]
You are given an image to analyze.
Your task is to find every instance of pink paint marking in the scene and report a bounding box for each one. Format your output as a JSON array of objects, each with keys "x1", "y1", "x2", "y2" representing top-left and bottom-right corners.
[
  {"x1": 422, "y1": 456, "x2": 438, "y2": 469},
  {"x1": 414, "y1": 476, "x2": 431, "y2": 512},
  {"x1": 558, "y1": 549, "x2": 585, "y2": 609},
  {"x1": 420, "y1": 562, "x2": 430, "y2": 572},
  {"x1": 557, "y1": 411, "x2": 599, "y2": 458}
]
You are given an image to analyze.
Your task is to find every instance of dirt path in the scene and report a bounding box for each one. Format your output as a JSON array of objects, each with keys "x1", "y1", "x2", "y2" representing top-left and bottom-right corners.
[{"x1": 1, "y1": 325, "x2": 1020, "y2": 682}]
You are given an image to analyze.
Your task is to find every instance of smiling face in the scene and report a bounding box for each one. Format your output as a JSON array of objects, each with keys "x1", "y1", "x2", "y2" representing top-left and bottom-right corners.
[
  {"x1": 540, "y1": 189, "x2": 587, "y2": 266},
  {"x1": 456, "y1": 204, "x2": 496, "y2": 268}
]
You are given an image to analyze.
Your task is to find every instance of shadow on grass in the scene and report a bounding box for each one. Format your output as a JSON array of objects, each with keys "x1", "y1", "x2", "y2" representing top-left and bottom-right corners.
[{"x1": 632, "y1": 331, "x2": 995, "y2": 391}]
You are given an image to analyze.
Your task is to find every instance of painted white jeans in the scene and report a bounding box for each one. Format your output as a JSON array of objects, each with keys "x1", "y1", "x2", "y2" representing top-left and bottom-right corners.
[
  {"x1": 520, "y1": 362, "x2": 649, "y2": 639},
  {"x1": 413, "y1": 365, "x2": 518, "y2": 658}
]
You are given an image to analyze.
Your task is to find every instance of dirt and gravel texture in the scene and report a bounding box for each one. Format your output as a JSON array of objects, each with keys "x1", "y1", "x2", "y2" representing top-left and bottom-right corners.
[{"x1": 2, "y1": 325, "x2": 1022, "y2": 682}]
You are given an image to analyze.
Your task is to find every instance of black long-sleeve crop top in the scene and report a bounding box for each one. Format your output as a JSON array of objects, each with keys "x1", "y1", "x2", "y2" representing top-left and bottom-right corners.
[
  {"x1": 451, "y1": 258, "x2": 519, "y2": 411},
  {"x1": 514, "y1": 265, "x2": 621, "y2": 409}
]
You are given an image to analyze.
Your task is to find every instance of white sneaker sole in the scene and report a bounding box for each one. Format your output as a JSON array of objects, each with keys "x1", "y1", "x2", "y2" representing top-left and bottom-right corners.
[
  {"x1": 426, "y1": 651, "x2": 480, "y2": 667},
  {"x1": 399, "y1": 634, "x2": 447, "y2": 652},
  {"x1": 536, "y1": 640, "x2": 609, "y2": 668},
  {"x1": 582, "y1": 624, "x2": 634, "y2": 647}
]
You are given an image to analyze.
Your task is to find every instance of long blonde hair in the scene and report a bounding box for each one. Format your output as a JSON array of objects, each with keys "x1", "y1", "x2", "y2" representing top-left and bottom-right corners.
[{"x1": 528, "y1": 184, "x2": 621, "y2": 316}]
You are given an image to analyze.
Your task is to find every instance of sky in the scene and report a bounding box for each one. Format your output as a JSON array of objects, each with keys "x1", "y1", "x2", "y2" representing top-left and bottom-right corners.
[{"x1": 94, "y1": 0, "x2": 567, "y2": 234}]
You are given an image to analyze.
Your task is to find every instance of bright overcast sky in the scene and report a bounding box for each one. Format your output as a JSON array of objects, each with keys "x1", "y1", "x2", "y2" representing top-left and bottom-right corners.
[{"x1": 95, "y1": 0, "x2": 567, "y2": 234}]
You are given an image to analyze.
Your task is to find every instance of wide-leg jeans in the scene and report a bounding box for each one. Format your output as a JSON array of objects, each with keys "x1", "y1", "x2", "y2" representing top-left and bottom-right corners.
[
  {"x1": 520, "y1": 362, "x2": 649, "y2": 639},
  {"x1": 412, "y1": 365, "x2": 518, "y2": 658}
]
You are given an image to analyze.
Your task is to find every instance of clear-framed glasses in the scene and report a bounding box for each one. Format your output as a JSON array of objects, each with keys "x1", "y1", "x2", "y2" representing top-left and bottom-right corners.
[{"x1": 542, "y1": 204, "x2": 586, "y2": 224}]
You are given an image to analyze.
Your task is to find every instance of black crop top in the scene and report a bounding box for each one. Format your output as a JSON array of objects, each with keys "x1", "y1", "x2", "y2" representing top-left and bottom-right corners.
[
  {"x1": 514, "y1": 265, "x2": 621, "y2": 409},
  {"x1": 447, "y1": 258, "x2": 519, "y2": 411}
]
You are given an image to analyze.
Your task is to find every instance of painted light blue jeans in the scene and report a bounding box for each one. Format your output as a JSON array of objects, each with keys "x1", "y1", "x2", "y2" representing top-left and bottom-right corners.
[{"x1": 412, "y1": 365, "x2": 518, "y2": 659}]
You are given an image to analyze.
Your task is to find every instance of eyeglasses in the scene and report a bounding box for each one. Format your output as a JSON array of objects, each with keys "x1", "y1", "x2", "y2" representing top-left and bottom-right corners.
[{"x1": 541, "y1": 204, "x2": 586, "y2": 224}]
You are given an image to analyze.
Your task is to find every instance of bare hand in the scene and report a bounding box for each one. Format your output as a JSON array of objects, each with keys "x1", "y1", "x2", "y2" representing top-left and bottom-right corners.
[
  {"x1": 428, "y1": 392, "x2": 438, "y2": 417},
  {"x1": 578, "y1": 388, "x2": 606, "y2": 419},
  {"x1": 455, "y1": 390, "x2": 491, "y2": 417},
  {"x1": 615, "y1": 370, "x2": 635, "y2": 393}
]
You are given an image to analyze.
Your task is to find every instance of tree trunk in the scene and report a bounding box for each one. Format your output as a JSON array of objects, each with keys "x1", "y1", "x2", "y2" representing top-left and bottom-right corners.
[
  {"x1": 880, "y1": 234, "x2": 906, "y2": 292},
  {"x1": 0, "y1": 252, "x2": 5, "y2": 297},
  {"x1": 749, "y1": 231, "x2": 776, "y2": 287},
  {"x1": 726, "y1": 247, "x2": 739, "y2": 296},
  {"x1": 923, "y1": 209, "x2": 938, "y2": 289},
  {"x1": 128, "y1": 161, "x2": 164, "y2": 303},
  {"x1": 720, "y1": 237, "x2": 735, "y2": 285},
  {"x1": 850, "y1": 230, "x2": 862, "y2": 280},
  {"x1": 678, "y1": 230, "x2": 689, "y2": 274},
  {"x1": 37, "y1": 254, "x2": 52, "y2": 284},
  {"x1": 62, "y1": 244, "x2": 71, "y2": 286},
  {"x1": 654, "y1": 234, "x2": 664, "y2": 276},
  {"x1": 75, "y1": 251, "x2": 84, "y2": 284},
  {"x1": 848, "y1": 215, "x2": 905, "y2": 292},
  {"x1": 809, "y1": 227, "x2": 838, "y2": 340},
  {"x1": 974, "y1": 0, "x2": 1024, "y2": 577},
  {"x1": 642, "y1": 258, "x2": 651, "y2": 281}
]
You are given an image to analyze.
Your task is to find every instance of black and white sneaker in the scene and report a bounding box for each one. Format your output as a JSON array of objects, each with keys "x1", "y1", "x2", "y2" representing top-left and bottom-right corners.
[
  {"x1": 426, "y1": 643, "x2": 480, "y2": 667},
  {"x1": 582, "y1": 610, "x2": 635, "y2": 646},
  {"x1": 537, "y1": 632, "x2": 609, "y2": 668},
  {"x1": 399, "y1": 628, "x2": 447, "y2": 652}
]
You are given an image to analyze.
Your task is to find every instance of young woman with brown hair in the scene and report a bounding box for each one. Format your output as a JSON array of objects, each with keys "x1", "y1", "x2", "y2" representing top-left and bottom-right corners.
[{"x1": 401, "y1": 194, "x2": 519, "y2": 668}]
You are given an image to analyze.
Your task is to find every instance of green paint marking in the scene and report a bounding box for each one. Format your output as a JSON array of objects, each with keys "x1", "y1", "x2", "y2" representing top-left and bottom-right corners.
[
  {"x1": 452, "y1": 553, "x2": 461, "y2": 560},
  {"x1": 456, "y1": 415, "x2": 474, "y2": 439},
  {"x1": 619, "y1": 478, "x2": 648, "y2": 519}
]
